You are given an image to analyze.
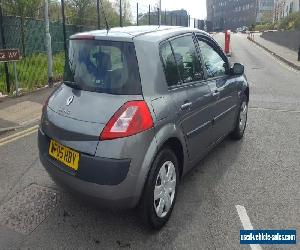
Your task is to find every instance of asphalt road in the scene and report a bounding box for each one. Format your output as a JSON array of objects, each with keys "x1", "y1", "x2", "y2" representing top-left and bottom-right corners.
[{"x1": 0, "y1": 33, "x2": 299, "y2": 250}]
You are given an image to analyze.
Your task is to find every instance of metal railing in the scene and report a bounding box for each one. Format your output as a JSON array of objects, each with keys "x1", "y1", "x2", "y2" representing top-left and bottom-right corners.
[{"x1": 0, "y1": 0, "x2": 206, "y2": 95}]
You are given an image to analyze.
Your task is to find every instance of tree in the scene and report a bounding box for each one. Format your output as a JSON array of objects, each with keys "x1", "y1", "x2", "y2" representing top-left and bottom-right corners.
[
  {"x1": 65, "y1": 0, "x2": 132, "y2": 28},
  {"x1": 260, "y1": 11, "x2": 273, "y2": 24},
  {"x1": 66, "y1": 0, "x2": 93, "y2": 25},
  {"x1": 116, "y1": 0, "x2": 132, "y2": 26},
  {"x1": 49, "y1": 0, "x2": 61, "y2": 22},
  {"x1": 2, "y1": 0, "x2": 43, "y2": 56}
]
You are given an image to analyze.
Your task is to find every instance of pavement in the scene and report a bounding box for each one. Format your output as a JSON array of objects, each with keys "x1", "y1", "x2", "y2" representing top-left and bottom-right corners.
[
  {"x1": 249, "y1": 33, "x2": 300, "y2": 71},
  {"x1": 0, "y1": 87, "x2": 56, "y2": 135},
  {"x1": 0, "y1": 33, "x2": 299, "y2": 249}
]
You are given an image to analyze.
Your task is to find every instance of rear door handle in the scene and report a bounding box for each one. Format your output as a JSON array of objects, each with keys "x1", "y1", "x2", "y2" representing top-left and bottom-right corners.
[{"x1": 181, "y1": 102, "x2": 192, "y2": 110}]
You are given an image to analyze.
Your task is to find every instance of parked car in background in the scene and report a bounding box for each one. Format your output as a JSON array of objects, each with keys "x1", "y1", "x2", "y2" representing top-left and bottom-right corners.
[
  {"x1": 38, "y1": 26, "x2": 249, "y2": 230},
  {"x1": 236, "y1": 26, "x2": 248, "y2": 33}
]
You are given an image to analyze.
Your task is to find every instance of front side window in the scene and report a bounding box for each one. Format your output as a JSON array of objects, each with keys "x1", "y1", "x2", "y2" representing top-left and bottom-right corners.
[
  {"x1": 170, "y1": 35, "x2": 205, "y2": 83},
  {"x1": 197, "y1": 39, "x2": 228, "y2": 78}
]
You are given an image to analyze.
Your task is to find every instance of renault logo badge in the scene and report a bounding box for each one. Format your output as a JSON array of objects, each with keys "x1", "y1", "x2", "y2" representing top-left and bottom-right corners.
[{"x1": 66, "y1": 95, "x2": 74, "y2": 106}]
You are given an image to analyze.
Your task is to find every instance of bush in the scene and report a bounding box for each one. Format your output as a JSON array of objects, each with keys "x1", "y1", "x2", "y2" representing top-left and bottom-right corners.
[
  {"x1": 0, "y1": 52, "x2": 64, "y2": 94},
  {"x1": 253, "y1": 12, "x2": 300, "y2": 32},
  {"x1": 254, "y1": 22, "x2": 279, "y2": 32},
  {"x1": 279, "y1": 12, "x2": 300, "y2": 30},
  {"x1": 292, "y1": 13, "x2": 300, "y2": 30}
]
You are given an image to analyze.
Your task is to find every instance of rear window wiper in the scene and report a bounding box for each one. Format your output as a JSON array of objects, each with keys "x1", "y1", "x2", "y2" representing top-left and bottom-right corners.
[{"x1": 64, "y1": 81, "x2": 82, "y2": 90}]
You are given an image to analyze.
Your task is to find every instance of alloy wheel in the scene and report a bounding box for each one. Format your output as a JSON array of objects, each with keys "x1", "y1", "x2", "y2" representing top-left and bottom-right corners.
[
  {"x1": 153, "y1": 161, "x2": 177, "y2": 218},
  {"x1": 239, "y1": 101, "x2": 248, "y2": 132}
]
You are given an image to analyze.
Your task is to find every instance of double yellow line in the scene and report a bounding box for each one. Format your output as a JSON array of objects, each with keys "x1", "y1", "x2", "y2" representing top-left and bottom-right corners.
[{"x1": 0, "y1": 125, "x2": 39, "y2": 147}]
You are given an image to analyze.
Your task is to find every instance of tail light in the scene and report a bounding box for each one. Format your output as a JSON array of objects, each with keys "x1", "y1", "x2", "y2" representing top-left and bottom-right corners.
[{"x1": 100, "y1": 101, "x2": 154, "y2": 140}]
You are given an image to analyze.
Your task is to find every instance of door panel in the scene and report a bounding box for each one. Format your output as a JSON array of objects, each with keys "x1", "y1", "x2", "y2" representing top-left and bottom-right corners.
[
  {"x1": 210, "y1": 77, "x2": 238, "y2": 141},
  {"x1": 196, "y1": 35, "x2": 238, "y2": 143},
  {"x1": 166, "y1": 34, "x2": 215, "y2": 161},
  {"x1": 181, "y1": 83, "x2": 215, "y2": 161}
]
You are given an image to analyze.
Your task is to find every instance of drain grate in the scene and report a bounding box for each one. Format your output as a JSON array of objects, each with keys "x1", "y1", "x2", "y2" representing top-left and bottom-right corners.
[{"x1": 0, "y1": 184, "x2": 61, "y2": 235}]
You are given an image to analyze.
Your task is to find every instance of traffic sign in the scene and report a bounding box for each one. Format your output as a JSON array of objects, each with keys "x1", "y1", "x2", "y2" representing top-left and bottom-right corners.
[{"x1": 0, "y1": 49, "x2": 20, "y2": 62}]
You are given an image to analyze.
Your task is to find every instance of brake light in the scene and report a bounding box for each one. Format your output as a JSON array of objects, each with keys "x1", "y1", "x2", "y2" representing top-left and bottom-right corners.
[
  {"x1": 100, "y1": 101, "x2": 154, "y2": 140},
  {"x1": 71, "y1": 35, "x2": 95, "y2": 40}
]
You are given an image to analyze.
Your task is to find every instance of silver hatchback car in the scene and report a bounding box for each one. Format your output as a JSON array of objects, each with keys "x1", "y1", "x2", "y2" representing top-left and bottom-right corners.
[{"x1": 38, "y1": 26, "x2": 249, "y2": 229}]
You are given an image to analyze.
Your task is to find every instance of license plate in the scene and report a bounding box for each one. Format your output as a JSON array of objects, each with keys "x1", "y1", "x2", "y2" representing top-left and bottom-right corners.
[{"x1": 48, "y1": 139, "x2": 80, "y2": 170}]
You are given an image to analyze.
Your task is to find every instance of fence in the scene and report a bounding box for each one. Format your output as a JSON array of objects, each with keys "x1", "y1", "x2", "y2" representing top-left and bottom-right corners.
[{"x1": 0, "y1": 0, "x2": 206, "y2": 95}]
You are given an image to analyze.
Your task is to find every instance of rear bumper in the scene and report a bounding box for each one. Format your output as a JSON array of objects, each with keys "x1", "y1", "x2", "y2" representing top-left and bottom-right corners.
[{"x1": 38, "y1": 128, "x2": 140, "y2": 208}]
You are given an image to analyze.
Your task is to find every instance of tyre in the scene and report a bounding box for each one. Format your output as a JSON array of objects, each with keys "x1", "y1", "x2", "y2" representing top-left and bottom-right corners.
[
  {"x1": 230, "y1": 94, "x2": 248, "y2": 140},
  {"x1": 140, "y1": 147, "x2": 179, "y2": 230}
]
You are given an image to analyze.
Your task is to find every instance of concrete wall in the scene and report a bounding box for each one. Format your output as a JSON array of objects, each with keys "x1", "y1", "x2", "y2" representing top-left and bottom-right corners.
[{"x1": 261, "y1": 30, "x2": 300, "y2": 51}]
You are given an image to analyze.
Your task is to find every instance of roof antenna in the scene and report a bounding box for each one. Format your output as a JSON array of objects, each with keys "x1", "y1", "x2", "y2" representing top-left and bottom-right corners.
[{"x1": 99, "y1": 0, "x2": 110, "y2": 33}]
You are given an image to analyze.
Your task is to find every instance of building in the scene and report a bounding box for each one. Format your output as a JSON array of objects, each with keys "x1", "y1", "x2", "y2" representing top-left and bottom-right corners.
[
  {"x1": 206, "y1": 0, "x2": 257, "y2": 31},
  {"x1": 138, "y1": 9, "x2": 188, "y2": 26},
  {"x1": 206, "y1": 0, "x2": 274, "y2": 31},
  {"x1": 256, "y1": 0, "x2": 275, "y2": 22},
  {"x1": 274, "y1": 0, "x2": 300, "y2": 21}
]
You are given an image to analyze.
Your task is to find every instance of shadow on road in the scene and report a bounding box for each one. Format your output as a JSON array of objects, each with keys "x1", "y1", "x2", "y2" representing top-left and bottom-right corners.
[{"x1": 28, "y1": 136, "x2": 243, "y2": 249}]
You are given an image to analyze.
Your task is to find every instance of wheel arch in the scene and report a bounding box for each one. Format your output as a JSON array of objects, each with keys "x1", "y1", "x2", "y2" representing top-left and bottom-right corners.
[
  {"x1": 244, "y1": 86, "x2": 249, "y2": 103},
  {"x1": 160, "y1": 137, "x2": 184, "y2": 179},
  {"x1": 134, "y1": 123, "x2": 188, "y2": 206},
  {"x1": 153, "y1": 123, "x2": 188, "y2": 179}
]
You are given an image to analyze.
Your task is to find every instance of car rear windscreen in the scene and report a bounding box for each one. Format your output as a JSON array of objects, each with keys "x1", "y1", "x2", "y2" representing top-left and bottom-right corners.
[{"x1": 64, "y1": 39, "x2": 141, "y2": 95}]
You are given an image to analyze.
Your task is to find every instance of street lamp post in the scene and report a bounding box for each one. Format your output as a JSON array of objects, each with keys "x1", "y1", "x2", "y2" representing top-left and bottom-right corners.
[
  {"x1": 119, "y1": 0, "x2": 122, "y2": 27},
  {"x1": 157, "y1": 8, "x2": 160, "y2": 25},
  {"x1": 149, "y1": 4, "x2": 151, "y2": 25},
  {"x1": 45, "y1": 0, "x2": 53, "y2": 87},
  {"x1": 0, "y1": 0, "x2": 10, "y2": 92},
  {"x1": 61, "y1": 0, "x2": 67, "y2": 60},
  {"x1": 159, "y1": 0, "x2": 161, "y2": 25},
  {"x1": 211, "y1": 5, "x2": 215, "y2": 32},
  {"x1": 97, "y1": 0, "x2": 100, "y2": 29},
  {"x1": 136, "y1": 2, "x2": 139, "y2": 26}
]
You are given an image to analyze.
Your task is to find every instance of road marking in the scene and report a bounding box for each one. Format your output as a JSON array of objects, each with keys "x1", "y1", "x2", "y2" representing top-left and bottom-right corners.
[
  {"x1": 0, "y1": 116, "x2": 40, "y2": 134},
  {"x1": 0, "y1": 125, "x2": 38, "y2": 147},
  {"x1": 19, "y1": 116, "x2": 41, "y2": 126},
  {"x1": 236, "y1": 205, "x2": 262, "y2": 250},
  {"x1": 0, "y1": 125, "x2": 22, "y2": 133},
  {"x1": 0, "y1": 125, "x2": 39, "y2": 143}
]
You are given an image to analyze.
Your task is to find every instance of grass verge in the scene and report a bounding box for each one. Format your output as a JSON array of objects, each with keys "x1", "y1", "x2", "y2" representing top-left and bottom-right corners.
[{"x1": 0, "y1": 52, "x2": 64, "y2": 94}]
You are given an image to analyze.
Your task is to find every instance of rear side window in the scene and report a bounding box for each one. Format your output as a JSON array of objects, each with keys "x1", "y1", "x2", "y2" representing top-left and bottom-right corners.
[
  {"x1": 160, "y1": 42, "x2": 181, "y2": 86},
  {"x1": 64, "y1": 40, "x2": 141, "y2": 95},
  {"x1": 170, "y1": 35, "x2": 204, "y2": 83}
]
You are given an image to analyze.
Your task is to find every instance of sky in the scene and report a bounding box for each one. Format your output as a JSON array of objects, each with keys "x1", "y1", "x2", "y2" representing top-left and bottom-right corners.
[{"x1": 132, "y1": 0, "x2": 207, "y2": 20}]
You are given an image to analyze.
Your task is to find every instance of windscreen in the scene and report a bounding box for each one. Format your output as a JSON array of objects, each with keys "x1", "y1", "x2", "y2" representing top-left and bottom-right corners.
[{"x1": 64, "y1": 40, "x2": 141, "y2": 95}]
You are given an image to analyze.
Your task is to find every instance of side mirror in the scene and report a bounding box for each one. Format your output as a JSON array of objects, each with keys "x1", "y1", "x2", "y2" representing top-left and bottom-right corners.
[{"x1": 231, "y1": 63, "x2": 244, "y2": 75}]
